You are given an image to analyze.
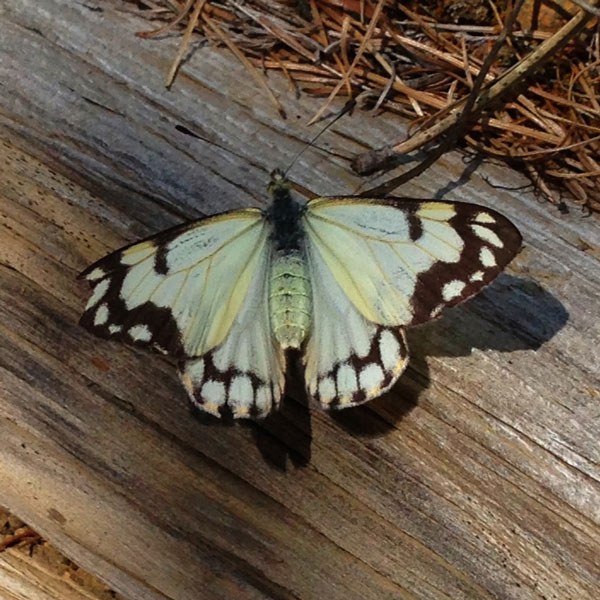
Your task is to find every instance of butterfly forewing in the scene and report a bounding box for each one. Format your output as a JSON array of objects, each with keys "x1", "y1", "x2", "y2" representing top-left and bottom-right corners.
[
  {"x1": 303, "y1": 197, "x2": 522, "y2": 327},
  {"x1": 80, "y1": 209, "x2": 266, "y2": 355}
]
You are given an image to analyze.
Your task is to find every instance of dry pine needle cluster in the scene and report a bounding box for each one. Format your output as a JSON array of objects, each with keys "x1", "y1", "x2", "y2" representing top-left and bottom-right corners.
[{"x1": 126, "y1": 0, "x2": 600, "y2": 212}]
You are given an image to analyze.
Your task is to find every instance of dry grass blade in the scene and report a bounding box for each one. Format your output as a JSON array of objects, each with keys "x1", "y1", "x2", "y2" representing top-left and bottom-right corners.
[
  {"x1": 354, "y1": 1, "x2": 593, "y2": 171},
  {"x1": 205, "y1": 17, "x2": 287, "y2": 118},
  {"x1": 165, "y1": 0, "x2": 208, "y2": 88},
  {"x1": 136, "y1": 0, "x2": 196, "y2": 38},
  {"x1": 307, "y1": 0, "x2": 386, "y2": 124}
]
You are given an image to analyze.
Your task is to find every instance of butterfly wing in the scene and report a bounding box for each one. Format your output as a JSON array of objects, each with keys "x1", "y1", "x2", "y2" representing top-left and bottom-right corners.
[
  {"x1": 179, "y1": 254, "x2": 286, "y2": 419},
  {"x1": 80, "y1": 209, "x2": 285, "y2": 418},
  {"x1": 303, "y1": 198, "x2": 522, "y2": 327},
  {"x1": 302, "y1": 197, "x2": 520, "y2": 409},
  {"x1": 303, "y1": 239, "x2": 409, "y2": 409}
]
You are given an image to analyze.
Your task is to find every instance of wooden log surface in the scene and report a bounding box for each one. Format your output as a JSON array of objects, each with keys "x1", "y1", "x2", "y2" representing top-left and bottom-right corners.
[{"x1": 1, "y1": 1, "x2": 599, "y2": 598}]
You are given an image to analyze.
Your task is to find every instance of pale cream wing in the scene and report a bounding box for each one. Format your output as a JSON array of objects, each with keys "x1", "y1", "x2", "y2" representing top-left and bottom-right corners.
[
  {"x1": 179, "y1": 249, "x2": 286, "y2": 419},
  {"x1": 303, "y1": 238, "x2": 409, "y2": 409},
  {"x1": 80, "y1": 209, "x2": 268, "y2": 358},
  {"x1": 80, "y1": 208, "x2": 286, "y2": 419},
  {"x1": 303, "y1": 198, "x2": 522, "y2": 327}
]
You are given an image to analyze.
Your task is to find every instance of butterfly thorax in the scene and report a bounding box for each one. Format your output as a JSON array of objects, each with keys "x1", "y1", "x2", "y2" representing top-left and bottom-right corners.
[{"x1": 266, "y1": 172, "x2": 311, "y2": 349}]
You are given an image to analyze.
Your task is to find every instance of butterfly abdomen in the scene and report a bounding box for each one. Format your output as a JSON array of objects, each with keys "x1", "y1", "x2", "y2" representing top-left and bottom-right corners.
[
  {"x1": 269, "y1": 249, "x2": 311, "y2": 349},
  {"x1": 265, "y1": 172, "x2": 312, "y2": 349}
]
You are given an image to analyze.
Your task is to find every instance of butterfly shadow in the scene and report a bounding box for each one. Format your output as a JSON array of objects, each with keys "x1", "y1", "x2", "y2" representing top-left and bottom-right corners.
[
  {"x1": 247, "y1": 393, "x2": 313, "y2": 471},
  {"x1": 244, "y1": 352, "x2": 313, "y2": 471},
  {"x1": 192, "y1": 275, "x2": 567, "y2": 463},
  {"x1": 328, "y1": 368, "x2": 424, "y2": 439},
  {"x1": 189, "y1": 391, "x2": 312, "y2": 471},
  {"x1": 331, "y1": 274, "x2": 569, "y2": 438},
  {"x1": 187, "y1": 351, "x2": 312, "y2": 470},
  {"x1": 412, "y1": 274, "x2": 569, "y2": 359}
]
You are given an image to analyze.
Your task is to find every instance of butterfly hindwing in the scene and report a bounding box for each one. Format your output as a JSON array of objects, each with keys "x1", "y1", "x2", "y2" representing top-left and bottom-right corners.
[
  {"x1": 302, "y1": 195, "x2": 520, "y2": 410},
  {"x1": 179, "y1": 248, "x2": 286, "y2": 418},
  {"x1": 304, "y1": 236, "x2": 409, "y2": 409},
  {"x1": 303, "y1": 197, "x2": 522, "y2": 327}
]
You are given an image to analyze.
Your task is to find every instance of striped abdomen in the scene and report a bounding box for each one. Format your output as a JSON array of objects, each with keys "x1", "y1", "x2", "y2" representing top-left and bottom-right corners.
[{"x1": 269, "y1": 249, "x2": 311, "y2": 349}]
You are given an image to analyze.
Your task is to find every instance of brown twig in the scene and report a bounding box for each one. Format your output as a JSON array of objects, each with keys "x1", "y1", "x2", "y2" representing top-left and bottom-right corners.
[
  {"x1": 356, "y1": 0, "x2": 527, "y2": 195},
  {"x1": 0, "y1": 527, "x2": 42, "y2": 551}
]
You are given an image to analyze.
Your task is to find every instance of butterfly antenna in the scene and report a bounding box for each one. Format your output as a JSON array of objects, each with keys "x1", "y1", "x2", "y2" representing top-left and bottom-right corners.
[{"x1": 283, "y1": 99, "x2": 355, "y2": 178}]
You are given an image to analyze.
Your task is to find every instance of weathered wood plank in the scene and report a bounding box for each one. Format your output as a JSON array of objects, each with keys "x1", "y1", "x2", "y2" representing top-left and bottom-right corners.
[{"x1": 1, "y1": 1, "x2": 599, "y2": 599}]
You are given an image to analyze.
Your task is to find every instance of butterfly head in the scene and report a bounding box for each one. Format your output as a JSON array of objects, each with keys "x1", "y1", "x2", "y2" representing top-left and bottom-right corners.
[{"x1": 268, "y1": 168, "x2": 291, "y2": 195}]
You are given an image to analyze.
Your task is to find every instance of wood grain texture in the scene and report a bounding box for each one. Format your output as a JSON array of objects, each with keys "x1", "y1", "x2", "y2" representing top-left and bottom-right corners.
[{"x1": 1, "y1": 1, "x2": 599, "y2": 599}]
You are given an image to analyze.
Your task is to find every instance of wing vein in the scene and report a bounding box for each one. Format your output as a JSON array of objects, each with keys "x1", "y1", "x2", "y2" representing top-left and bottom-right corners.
[{"x1": 304, "y1": 217, "x2": 375, "y2": 313}]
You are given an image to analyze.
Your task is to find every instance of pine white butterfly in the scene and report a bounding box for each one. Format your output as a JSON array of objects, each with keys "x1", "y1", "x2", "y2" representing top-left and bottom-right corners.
[{"x1": 80, "y1": 171, "x2": 521, "y2": 419}]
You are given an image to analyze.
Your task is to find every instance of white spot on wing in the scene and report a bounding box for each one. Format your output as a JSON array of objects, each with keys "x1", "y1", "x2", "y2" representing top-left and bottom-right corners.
[
  {"x1": 128, "y1": 324, "x2": 152, "y2": 342},
  {"x1": 475, "y1": 212, "x2": 496, "y2": 224},
  {"x1": 337, "y1": 364, "x2": 358, "y2": 396},
  {"x1": 471, "y1": 224, "x2": 504, "y2": 248},
  {"x1": 379, "y1": 330, "x2": 401, "y2": 371},
  {"x1": 430, "y1": 304, "x2": 444, "y2": 318},
  {"x1": 93, "y1": 303, "x2": 109, "y2": 326},
  {"x1": 479, "y1": 247, "x2": 496, "y2": 267},
  {"x1": 86, "y1": 278, "x2": 110, "y2": 309},
  {"x1": 87, "y1": 267, "x2": 107, "y2": 281},
  {"x1": 359, "y1": 363, "x2": 385, "y2": 394},
  {"x1": 470, "y1": 271, "x2": 484, "y2": 282},
  {"x1": 318, "y1": 377, "x2": 336, "y2": 404},
  {"x1": 108, "y1": 324, "x2": 122, "y2": 334},
  {"x1": 229, "y1": 375, "x2": 254, "y2": 415},
  {"x1": 442, "y1": 279, "x2": 466, "y2": 301},
  {"x1": 201, "y1": 380, "x2": 226, "y2": 408}
]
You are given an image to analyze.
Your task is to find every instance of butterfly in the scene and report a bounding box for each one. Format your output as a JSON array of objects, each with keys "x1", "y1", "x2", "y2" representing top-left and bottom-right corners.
[{"x1": 80, "y1": 170, "x2": 521, "y2": 419}]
